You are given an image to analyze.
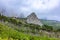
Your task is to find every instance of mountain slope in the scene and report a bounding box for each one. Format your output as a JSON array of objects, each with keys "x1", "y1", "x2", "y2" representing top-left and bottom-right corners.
[
  {"x1": 0, "y1": 15, "x2": 60, "y2": 40},
  {"x1": 0, "y1": 21, "x2": 60, "y2": 40},
  {"x1": 40, "y1": 19, "x2": 60, "y2": 29}
]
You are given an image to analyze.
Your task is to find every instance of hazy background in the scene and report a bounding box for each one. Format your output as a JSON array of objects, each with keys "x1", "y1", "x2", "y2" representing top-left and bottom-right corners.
[{"x1": 0, "y1": 0, "x2": 60, "y2": 21}]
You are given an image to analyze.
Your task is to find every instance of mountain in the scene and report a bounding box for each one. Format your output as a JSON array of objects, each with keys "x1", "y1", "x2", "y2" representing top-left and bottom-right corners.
[
  {"x1": 0, "y1": 14, "x2": 60, "y2": 40},
  {"x1": 26, "y1": 12, "x2": 60, "y2": 29},
  {"x1": 27, "y1": 12, "x2": 43, "y2": 26},
  {"x1": 40, "y1": 19, "x2": 60, "y2": 29}
]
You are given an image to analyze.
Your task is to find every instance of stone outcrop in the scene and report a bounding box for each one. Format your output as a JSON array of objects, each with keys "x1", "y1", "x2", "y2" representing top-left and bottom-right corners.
[{"x1": 26, "y1": 12, "x2": 43, "y2": 26}]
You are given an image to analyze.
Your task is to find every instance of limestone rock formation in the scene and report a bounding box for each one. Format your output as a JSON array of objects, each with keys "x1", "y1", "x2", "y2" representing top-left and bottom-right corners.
[{"x1": 26, "y1": 12, "x2": 43, "y2": 26}]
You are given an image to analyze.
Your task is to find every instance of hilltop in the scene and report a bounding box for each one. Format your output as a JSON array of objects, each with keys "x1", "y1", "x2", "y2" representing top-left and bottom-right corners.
[{"x1": 27, "y1": 12, "x2": 43, "y2": 26}]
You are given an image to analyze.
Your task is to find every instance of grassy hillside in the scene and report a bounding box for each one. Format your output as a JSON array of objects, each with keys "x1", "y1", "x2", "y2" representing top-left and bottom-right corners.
[
  {"x1": 0, "y1": 14, "x2": 60, "y2": 40},
  {"x1": 0, "y1": 21, "x2": 60, "y2": 40}
]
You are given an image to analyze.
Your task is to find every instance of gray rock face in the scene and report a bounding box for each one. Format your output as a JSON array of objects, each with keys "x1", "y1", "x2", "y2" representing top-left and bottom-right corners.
[{"x1": 26, "y1": 12, "x2": 43, "y2": 26}]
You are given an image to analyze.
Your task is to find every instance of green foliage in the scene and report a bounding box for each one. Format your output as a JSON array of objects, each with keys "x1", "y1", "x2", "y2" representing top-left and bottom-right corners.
[
  {"x1": 56, "y1": 29, "x2": 60, "y2": 32},
  {"x1": 42, "y1": 25, "x2": 53, "y2": 31},
  {"x1": 0, "y1": 14, "x2": 60, "y2": 40},
  {"x1": 0, "y1": 21, "x2": 60, "y2": 40},
  {"x1": 40, "y1": 19, "x2": 60, "y2": 30}
]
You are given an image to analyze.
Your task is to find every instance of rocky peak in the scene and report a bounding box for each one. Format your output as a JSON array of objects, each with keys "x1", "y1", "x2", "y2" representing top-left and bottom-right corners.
[{"x1": 27, "y1": 12, "x2": 43, "y2": 26}]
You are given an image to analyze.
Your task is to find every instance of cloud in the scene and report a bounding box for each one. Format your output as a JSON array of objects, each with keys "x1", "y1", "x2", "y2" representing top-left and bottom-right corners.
[
  {"x1": 19, "y1": 0, "x2": 60, "y2": 14},
  {"x1": 0, "y1": 0, "x2": 60, "y2": 21},
  {"x1": 21, "y1": 0, "x2": 60, "y2": 10},
  {"x1": 0, "y1": 0, "x2": 59, "y2": 12}
]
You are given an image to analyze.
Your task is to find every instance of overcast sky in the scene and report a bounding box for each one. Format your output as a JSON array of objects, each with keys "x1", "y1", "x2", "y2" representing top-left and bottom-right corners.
[{"x1": 0, "y1": 0, "x2": 60, "y2": 21}]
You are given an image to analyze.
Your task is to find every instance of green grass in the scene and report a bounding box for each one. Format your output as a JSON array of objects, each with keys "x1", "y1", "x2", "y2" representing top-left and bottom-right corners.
[{"x1": 0, "y1": 23, "x2": 60, "y2": 40}]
